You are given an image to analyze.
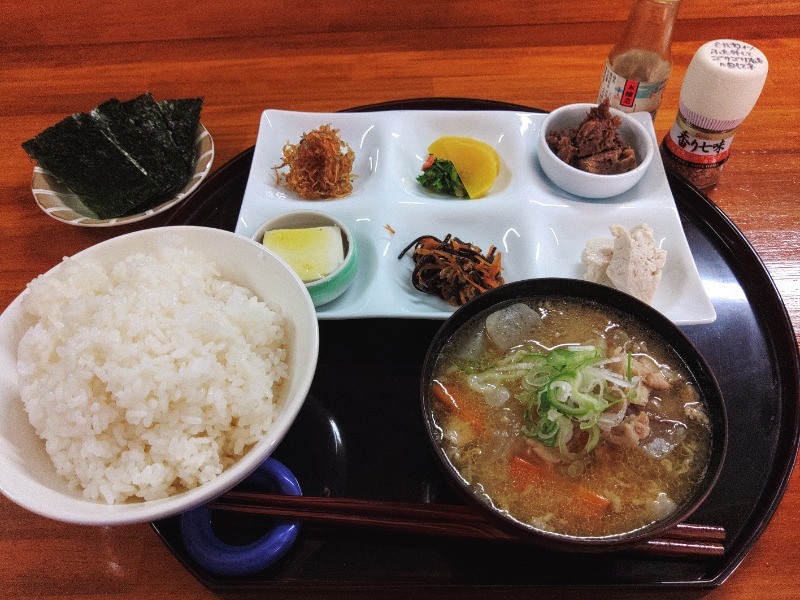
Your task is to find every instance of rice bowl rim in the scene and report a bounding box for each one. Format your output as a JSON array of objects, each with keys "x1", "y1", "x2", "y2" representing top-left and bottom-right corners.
[{"x1": 0, "y1": 225, "x2": 319, "y2": 525}]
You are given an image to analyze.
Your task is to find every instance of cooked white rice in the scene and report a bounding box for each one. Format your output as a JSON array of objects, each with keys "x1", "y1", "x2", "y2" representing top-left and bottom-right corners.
[{"x1": 16, "y1": 242, "x2": 288, "y2": 504}]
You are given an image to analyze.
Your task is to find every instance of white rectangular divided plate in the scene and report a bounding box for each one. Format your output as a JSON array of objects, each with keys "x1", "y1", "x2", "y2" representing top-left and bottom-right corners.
[{"x1": 236, "y1": 109, "x2": 716, "y2": 325}]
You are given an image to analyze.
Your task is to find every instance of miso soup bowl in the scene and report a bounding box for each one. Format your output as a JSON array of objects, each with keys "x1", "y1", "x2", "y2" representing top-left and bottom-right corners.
[
  {"x1": 538, "y1": 103, "x2": 654, "y2": 199},
  {"x1": 420, "y1": 278, "x2": 727, "y2": 553}
]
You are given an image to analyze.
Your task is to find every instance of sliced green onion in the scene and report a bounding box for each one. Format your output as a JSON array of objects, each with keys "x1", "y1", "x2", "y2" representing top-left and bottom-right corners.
[{"x1": 459, "y1": 343, "x2": 636, "y2": 461}]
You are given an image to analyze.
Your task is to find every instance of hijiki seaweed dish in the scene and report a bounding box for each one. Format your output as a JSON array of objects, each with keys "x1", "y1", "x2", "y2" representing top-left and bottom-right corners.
[{"x1": 398, "y1": 234, "x2": 505, "y2": 306}]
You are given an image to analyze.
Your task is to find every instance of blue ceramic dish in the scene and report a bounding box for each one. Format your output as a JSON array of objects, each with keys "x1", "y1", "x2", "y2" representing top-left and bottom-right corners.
[{"x1": 180, "y1": 457, "x2": 302, "y2": 576}]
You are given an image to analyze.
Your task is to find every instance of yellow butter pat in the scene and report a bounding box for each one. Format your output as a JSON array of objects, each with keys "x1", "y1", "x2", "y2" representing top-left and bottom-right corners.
[{"x1": 262, "y1": 226, "x2": 344, "y2": 282}]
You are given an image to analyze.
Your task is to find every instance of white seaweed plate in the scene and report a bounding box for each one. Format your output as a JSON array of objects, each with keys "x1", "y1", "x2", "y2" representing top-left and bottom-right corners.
[
  {"x1": 236, "y1": 109, "x2": 716, "y2": 325},
  {"x1": 30, "y1": 124, "x2": 214, "y2": 227}
]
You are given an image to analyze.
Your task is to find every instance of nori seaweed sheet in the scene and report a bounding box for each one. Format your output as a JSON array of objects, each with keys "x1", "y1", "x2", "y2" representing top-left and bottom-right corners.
[
  {"x1": 92, "y1": 93, "x2": 187, "y2": 193},
  {"x1": 21, "y1": 92, "x2": 204, "y2": 219},
  {"x1": 22, "y1": 112, "x2": 162, "y2": 219},
  {"x1": 157, "y1": 96, "x2": 204, "y2": 175}
]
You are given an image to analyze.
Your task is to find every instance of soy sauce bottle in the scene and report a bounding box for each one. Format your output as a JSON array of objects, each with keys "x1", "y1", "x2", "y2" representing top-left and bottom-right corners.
[{"x1": 597, "y1": 0, "x2": 681, "y2": 119}]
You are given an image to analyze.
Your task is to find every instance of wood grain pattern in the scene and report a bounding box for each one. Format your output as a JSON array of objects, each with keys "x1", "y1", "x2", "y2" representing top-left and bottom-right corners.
[{"x1": 1, "y1": 1, "x2": 798, "y2": 598}]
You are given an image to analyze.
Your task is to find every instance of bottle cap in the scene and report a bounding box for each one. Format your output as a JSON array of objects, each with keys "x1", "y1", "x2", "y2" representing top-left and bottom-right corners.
[{"x1": 679, "y1": 40, "x2": 768, "y2": 131}]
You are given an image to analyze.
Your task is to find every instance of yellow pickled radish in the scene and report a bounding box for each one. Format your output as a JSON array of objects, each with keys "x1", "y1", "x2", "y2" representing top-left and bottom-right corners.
[{"x1": 427, "y1": 136, "x2": 500, "y2": 198}]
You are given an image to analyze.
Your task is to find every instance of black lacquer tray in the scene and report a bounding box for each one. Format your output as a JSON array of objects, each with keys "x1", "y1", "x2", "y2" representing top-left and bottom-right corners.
[{"x1": 151, "y1": 98, "x2": 800, "y2": 593}]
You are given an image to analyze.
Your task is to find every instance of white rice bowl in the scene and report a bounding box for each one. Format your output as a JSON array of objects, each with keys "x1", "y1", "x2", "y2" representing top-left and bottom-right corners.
[{"x1": 0, "y1": 226, "x2": 318, "y2": 525}]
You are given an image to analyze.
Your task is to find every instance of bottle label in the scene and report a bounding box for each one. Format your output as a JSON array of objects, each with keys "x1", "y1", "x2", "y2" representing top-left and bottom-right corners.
[
  {"x1": 663, "y1": 119, "x2": 735, "y2": 168},
  {"x1": 598, "y1": 62, "x2": 666, "y2": 118}
]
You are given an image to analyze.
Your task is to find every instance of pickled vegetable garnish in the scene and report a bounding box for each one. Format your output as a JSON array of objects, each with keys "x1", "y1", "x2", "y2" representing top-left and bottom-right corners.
[{"x1": 416, "y1": 156, "x2": 468, "y2": 198}]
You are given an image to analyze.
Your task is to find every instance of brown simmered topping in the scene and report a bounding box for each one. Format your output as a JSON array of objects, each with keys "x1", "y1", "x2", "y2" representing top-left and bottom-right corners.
[
  {"x1": 273, "y1": 124, "x2": 355, "y2": 200},
  {"x1": 546, "y1": 99, "x2": 638, "y2": 175}
]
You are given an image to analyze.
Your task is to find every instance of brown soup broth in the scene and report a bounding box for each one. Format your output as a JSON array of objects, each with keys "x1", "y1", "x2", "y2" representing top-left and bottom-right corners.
[{"x1": 429, "y1": 298, "x2": 712, "y2": 537}]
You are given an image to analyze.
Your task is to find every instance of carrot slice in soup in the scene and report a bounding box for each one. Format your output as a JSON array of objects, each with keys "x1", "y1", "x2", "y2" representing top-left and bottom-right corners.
[
  {"x1": 575, "y1": 485, "x2": 612, "y2": 514},
  {"x1": 509, "y1": 455, "x2": 611, "y2": 517},
  {"x1": 509, "y1": 455, "x2": 550, "y2": 490}
]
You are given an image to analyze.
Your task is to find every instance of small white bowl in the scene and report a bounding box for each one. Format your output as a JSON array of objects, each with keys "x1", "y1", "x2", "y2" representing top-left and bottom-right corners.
[
  {"x1": 251, "y1": 210, "x2": 358, "y2": 307},
  {"x1": 0, "y1": 226, "x2": 319, "y2": 525},
  {"x1": 537, "y1": 104, "x2": 654, "y2": 199}
]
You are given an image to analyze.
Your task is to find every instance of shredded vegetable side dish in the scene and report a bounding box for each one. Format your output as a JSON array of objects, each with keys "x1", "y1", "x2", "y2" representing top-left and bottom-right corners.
[
  {"x1": 398, "y1": 234, "x2": 504, "y2": 306},
  {"x1": 273, "y1": 124, "x2": 355, "y2": 200}
]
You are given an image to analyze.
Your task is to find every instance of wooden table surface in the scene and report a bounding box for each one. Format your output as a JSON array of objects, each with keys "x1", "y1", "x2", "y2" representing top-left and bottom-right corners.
[{"x1": 1, "y1": 1, "x2": 798, "y2": 598}]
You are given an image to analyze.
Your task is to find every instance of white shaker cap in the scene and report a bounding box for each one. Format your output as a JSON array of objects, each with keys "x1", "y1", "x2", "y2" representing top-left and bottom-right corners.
[{"x1": 679, "y1": 40, "x2": 769, "y2": 131}]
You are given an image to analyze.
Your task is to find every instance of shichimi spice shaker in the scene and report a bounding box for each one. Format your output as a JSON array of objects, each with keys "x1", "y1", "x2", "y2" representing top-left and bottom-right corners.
[{"x1": 660, "y1": 39, "x2": 769, "y2": 189}]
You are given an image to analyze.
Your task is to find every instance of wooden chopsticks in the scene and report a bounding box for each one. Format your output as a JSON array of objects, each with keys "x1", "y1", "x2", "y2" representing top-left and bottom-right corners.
[{"x1": 208, "y1": 491, "x2": 725, "y2": 559}]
